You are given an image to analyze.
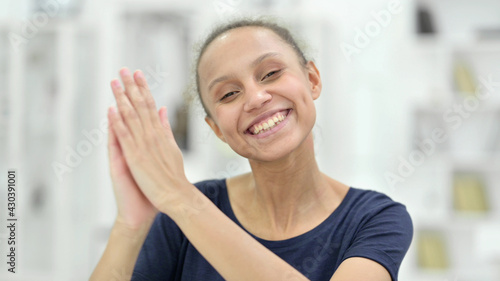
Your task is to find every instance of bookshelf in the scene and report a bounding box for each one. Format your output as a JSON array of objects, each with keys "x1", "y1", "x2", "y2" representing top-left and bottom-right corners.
[
  {"x1": 1, "y1": 1, "x2": 498, "y2": 280},
  {"x1": 405, "y1": 1, "x2": 500, "y2": 280},
  {"x1": 0, "y1": 3, "x2": 212, "y2": 280}
]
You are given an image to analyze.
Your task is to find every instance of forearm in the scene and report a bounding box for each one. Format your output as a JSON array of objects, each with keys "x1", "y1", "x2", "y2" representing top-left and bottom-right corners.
[
  {"x1": 166, "y1": 185, "x2": 309, "y2": 281},
  {"x1": 89, "y1": 218, "x2": 153, "y2": 281}
]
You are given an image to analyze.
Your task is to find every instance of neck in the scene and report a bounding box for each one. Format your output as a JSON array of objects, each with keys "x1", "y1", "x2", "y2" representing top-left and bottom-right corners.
[{"x1": 245, "y1": 133, "x2": 333, "y2": 236}]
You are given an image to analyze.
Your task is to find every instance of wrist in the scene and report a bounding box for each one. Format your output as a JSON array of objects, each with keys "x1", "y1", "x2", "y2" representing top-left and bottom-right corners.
[
  {"x1": 157, "y1": 183, "x2": 210, "y2": 222},
  {"x1": 112, "y1": 216, "x2": 155, "y2": 243}
]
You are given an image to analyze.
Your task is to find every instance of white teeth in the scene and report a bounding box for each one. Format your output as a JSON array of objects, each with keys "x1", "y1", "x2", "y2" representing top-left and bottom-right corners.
[{"x1": 251, "y1": 112, "x2": 287, "y2": 135}]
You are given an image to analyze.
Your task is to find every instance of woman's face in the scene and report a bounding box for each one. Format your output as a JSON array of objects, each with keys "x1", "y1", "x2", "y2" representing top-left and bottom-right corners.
[{"x1": 198, "y1": 27, "x2": 322, "y2": 162}]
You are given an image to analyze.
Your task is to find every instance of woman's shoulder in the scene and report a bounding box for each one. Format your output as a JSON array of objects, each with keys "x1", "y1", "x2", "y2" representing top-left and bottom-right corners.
[
  {"x1": 347, "y1": 187, "x2": 402, "y2": 206},
  {"x1": 340, "y1": 186, "x2": 412, "y2": 222}
]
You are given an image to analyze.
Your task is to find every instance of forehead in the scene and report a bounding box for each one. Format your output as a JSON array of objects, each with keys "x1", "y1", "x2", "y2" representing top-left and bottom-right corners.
[{"x1": 198, "y1": 27, "x2": 295, "y2": 83}]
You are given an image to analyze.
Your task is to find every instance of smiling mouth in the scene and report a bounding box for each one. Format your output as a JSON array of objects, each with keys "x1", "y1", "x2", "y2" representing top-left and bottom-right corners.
[{"x1": 246, "y1": 109, "x2": 291, "y2": 135}]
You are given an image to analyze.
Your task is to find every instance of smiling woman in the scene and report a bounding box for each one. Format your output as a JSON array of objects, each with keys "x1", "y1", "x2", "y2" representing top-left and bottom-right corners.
[{"x1": 89, "y1": 18, "x2": 413, "y2": 281}]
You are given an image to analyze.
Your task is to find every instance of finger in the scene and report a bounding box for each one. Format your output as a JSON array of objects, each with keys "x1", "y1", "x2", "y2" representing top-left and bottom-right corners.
[
  {"x1": 120, "y1": 67, "x2": 153, "y2": 131},
  {"x1": 134, "y1": 70, "x2": 162, "y2": 130},
  {"x1": 107, "y1": 107, "x2": 124, "y2": 160},
  {"x1": 107, "y1": 107, "x2": 117, "y2": 156},
  {"x1": 111, "y1": 79, "x2": 144, "y2": 139},
  {"x1": 108, "y1": 106, "x2": 136, "y2": 162},
  {"x1": 158, "y1": 106, "x2": 175, "y2": 139}
]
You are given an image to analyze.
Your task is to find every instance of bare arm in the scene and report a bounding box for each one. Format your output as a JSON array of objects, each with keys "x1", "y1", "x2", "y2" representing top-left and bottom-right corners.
[
  {"x1": 103, "y1": 67, "x2": 395, "y2": 280},
  {"x1": 89, "y1": 218, "x2": 154, "y2": 281},
  {"x1": 165, "y1": 184, "x2": 309, "y2": 281},
  {"x1": 162, "y1": 186, "x2": 392, "y2": 281},
  {"x1": 329, "y1": 257, "x2": 392, "y2": 281},
  {"x1": 89, "y1": 88, "x2": 159, "y2": 280},
  {"x1": 104, "y1": 67, "x2": 309, "y2": 281}
]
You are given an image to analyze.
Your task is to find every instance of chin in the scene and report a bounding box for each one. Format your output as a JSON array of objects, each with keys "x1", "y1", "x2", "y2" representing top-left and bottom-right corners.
[
  {"x1": 250, "y1": 150, "x2": 293, "y2": 163},
  {"x1": 240, "y1": 135, "x2": 310, "y2": 163}
]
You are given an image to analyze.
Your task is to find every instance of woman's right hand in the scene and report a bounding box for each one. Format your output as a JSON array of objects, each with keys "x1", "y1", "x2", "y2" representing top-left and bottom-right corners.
[{"x1": 107, "y1": 106, "x2": 160, "y2": 230}]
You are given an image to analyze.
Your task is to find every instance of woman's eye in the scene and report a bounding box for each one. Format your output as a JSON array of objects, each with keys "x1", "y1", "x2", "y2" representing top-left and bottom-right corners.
[
  {"x1": 220, "y1": 91, "x2": 237, "y2": 101},
  {"x1": 261, "y1": 70, "x2": 281, "y2": 81}
]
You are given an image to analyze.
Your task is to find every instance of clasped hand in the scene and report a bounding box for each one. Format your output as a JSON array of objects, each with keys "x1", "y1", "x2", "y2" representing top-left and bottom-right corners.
[{"x1": 107, "y1": 67, "x2": 190, "y2": 224}]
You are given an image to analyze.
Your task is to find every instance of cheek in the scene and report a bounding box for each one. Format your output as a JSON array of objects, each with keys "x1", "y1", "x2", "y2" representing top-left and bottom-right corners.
[
  {"x1": 214, "y1": 106, "x2": 241, "y2": 137},
  {"x1": 281, "y1": 74, "x2": 317, "y2": 125},
  {"x1": 279, "y1": 74, "x2": 314, "y2": 107}
]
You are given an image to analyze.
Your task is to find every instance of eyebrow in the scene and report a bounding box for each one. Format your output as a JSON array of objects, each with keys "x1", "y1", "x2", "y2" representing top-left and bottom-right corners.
[{"x1": 207, "y1": 52, "x2": 282, "y2": 92}]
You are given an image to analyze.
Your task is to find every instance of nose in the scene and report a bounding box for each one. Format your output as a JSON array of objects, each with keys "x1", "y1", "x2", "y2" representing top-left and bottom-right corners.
[{"x1": 243, "y1": 85, "x2": 272, "y2": 112}]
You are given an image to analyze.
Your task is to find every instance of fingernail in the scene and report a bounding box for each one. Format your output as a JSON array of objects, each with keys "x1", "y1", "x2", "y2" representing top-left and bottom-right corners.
[
  {"x1": 135, "y1": 70, "x2": 144, "y2": 79},
  {"x1": 109, "y1": 106, "x2": 116, "y2": 115},
  {"x1": 111, "y1": 79, "x2": 120, "y2": 88},
  {"x1": 120, "y1": 67, "x2": 131, "y2": 76}
]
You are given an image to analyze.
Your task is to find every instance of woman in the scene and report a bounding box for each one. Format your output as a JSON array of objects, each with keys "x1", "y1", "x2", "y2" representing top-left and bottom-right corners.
[{"x1": 90, "y1": 19, "x2": 413, "y2": 281}]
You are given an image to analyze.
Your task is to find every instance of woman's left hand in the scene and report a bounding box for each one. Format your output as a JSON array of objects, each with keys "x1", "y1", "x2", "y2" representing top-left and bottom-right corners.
[{"x1": 108, "y1": 67, "x2": 191, "y2": 214}]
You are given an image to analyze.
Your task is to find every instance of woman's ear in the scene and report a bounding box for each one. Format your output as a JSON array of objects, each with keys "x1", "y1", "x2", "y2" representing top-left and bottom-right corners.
[
  {"x1": 306, "y1": 61, "x2": 322, "y2": 100},
  {"x1": 205, "y1": 116, "x2": 227, "y2": 143}
]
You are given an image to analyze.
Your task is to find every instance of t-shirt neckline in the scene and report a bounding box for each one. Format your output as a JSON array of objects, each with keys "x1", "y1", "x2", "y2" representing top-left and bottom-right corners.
[{"x1": 219, "y1": 178, "x2": 354, "y2": 249}]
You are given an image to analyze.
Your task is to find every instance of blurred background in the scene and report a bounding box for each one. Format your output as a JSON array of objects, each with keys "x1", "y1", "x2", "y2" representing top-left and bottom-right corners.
[{"x1": 1, "y1": 0, "x2": 500, "y2": 280}]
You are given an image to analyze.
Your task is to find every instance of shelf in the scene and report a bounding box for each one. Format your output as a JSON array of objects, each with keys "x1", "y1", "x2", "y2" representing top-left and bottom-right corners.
[
  {"x1": 414, "y1": 35, "x2": 500, "y2": 53},
  {"x1": 409, "y1": 3, "x2": 500, "y2": 279}
]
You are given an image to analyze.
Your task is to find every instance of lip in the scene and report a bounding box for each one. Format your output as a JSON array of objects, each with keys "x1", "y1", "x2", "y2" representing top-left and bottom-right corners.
[
  {"x1": 245, "y1": 108, "x2": 291, "y2": 132},
  {"x1": 245, "y1": 109, "x2": 292, "y2": 138}
]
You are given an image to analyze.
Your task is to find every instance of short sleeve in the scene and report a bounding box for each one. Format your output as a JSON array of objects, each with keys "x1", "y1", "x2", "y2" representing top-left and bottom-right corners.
[
  {"x1": 131, "y1": 212, "x2": 186, "y2": 281},
  {"x1": 342, "y1": 201, "x2": 413, "y2": 281}
]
